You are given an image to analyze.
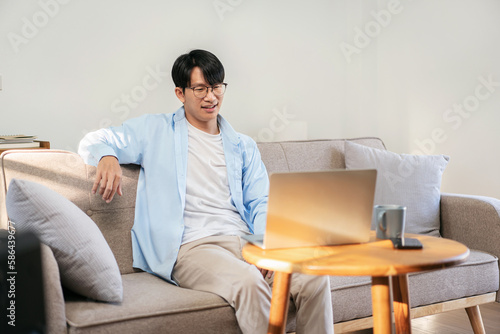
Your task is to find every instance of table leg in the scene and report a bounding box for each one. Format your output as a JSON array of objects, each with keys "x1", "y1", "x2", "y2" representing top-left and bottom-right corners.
[
  {"x1": 392, "y1": 274, "x2": 412, "y2": 334},
  {"x1": 372, "y1": 276, "x2": 393, "y2": 334},
  {"x1": 268, "y1": 272, "x2": 292, "y2": 334}
]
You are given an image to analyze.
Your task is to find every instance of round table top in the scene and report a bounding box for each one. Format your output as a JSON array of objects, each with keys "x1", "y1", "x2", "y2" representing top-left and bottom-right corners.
[{"x1": 242, "y1": 232, "x2": 470, "y2": 277}]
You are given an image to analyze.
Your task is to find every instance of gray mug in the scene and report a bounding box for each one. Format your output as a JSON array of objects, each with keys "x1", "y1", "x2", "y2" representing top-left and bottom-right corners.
[{"x1": 375, "y1": 205, "x2": 406, "y2": 240}]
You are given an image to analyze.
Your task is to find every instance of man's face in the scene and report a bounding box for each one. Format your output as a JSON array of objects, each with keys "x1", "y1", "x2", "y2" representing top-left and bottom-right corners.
[{"x1": 175, "y1": 66, "x2": 224, "y2": 133}]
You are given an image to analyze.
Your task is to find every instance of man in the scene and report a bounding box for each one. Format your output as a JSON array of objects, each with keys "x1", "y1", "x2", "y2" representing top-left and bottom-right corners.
[{"x1": 79, "y1": 49, "x2": 334, "y2": 333}]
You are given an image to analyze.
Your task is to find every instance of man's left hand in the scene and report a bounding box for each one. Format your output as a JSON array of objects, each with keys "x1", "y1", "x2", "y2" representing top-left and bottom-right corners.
[{"x1": 258, "y1": 267, "x2": 274, "y2": 279}]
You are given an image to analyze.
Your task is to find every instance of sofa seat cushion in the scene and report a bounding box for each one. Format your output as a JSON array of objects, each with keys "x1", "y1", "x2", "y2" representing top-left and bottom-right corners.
[
  {"x1": 330, "y1": 276, "x2": 373, "y2": 322},
  {"x1": 65, "y1": 272, "x2": 240, "y2": 333},
  {"x1": 329, "y1": 249, "x2": 499, "y2": 323},
  {"x1": 65, "y1": 272, "x2": 300, "y2": 334},
  {"x1": 408, "y1": 249, "x2": 499, "y2": 307}
]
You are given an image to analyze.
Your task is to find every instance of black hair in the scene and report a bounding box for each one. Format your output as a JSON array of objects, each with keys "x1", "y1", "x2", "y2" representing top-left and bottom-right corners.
[{"x1": 171, "y1": 49, "x2": 225, "y2": 89}]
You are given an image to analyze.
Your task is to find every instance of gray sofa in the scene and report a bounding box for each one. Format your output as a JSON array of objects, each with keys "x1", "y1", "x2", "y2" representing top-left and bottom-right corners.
[{"x1": 1, "y1": 137, "x2": 499, "y2": 333}]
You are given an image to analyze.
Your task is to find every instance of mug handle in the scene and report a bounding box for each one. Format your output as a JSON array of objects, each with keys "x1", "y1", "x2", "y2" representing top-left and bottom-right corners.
[{"x1": 378, "y1": 211, "x2": 387, "y2": 232}]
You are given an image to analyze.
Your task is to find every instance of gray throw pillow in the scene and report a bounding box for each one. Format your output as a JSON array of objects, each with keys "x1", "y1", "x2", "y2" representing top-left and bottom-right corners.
[
  {"x1": 344, "y1": 141, "x2": 449, "y2": 237},
  {"x1": 6, "y1": 178, "x2": 123, "y2": 302}
]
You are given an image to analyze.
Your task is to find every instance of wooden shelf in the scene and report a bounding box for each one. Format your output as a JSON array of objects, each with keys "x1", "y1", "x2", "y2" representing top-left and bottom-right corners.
[{"x1": 0, "y1": 140, "x2": 50, "y2": 155}]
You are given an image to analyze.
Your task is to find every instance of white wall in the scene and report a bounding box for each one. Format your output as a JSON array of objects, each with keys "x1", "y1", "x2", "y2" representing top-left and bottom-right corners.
[{"x1": 1, "y1": 0, "x2": 499, "y2": 198}]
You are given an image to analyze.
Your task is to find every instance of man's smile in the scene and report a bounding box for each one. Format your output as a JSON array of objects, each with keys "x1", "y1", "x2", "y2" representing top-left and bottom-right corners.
[{"x1": 202, "y1": 103, "x2": 218, "y2": 112}]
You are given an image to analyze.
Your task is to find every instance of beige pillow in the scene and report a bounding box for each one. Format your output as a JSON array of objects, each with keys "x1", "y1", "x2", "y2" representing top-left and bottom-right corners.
[
  {"x1": 6, "y1": 179, "x2": 123, "y2": 302},
  {"x1": 345, "y1": 141, "x2": 449, "y2": 237}
]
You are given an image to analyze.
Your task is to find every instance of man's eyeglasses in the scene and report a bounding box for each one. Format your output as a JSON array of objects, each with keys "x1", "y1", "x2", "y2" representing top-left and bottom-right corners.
[{"x1": 188, "y1": 83, "x2": 227, "y2": 98}]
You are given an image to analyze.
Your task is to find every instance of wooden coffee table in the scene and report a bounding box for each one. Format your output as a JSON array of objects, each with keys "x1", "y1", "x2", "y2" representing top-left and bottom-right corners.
[{"x1": 242, "y1": 232, "x2": 470, "y2": 334}]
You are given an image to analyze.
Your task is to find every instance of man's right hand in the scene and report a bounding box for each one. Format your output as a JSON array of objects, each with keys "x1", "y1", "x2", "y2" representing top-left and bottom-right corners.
[{"x1": 93, "y1": 156, "x2": 123, "y2": 203}]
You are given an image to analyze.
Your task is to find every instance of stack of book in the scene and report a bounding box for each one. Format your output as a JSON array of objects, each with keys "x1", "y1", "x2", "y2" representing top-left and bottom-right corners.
[{"x1": 0, "y1": 135, "x2": 40, "y2": 149}]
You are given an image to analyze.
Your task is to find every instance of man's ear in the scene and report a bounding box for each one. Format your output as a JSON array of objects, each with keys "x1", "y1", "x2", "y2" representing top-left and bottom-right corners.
[{"x1": 175, "y1": 87, "x2": 186, "y2": 103}]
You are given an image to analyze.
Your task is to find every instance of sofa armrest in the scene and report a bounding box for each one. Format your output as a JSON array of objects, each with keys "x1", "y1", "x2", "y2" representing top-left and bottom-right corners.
[
  {"x1": 441, "y1": 193, "x2": 500, "y2": 257},
  {"x1": 441, "y1": 193, "x2": 500, "y2": 302},
  {"x1": 41, "y1": 243, "x2": 67, "y2": 334}
]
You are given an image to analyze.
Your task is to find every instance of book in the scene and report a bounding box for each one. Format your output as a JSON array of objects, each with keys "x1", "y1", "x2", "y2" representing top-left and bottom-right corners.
[
  {"x1": 0, "y1": 134, "x2": 37, "y2": 139},
  {"x1": 0, "y1": 142, "x2": 41, "y2": 149},
  {"x1": 0, "y1": 134, "x2": 38, "y2": 144}
]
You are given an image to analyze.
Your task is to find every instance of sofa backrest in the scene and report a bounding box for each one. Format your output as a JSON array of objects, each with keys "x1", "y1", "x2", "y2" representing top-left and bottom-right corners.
[
  {"x1": 0, "y1": 150, "x2": 140, "y2": 274},
  {"x1": 0, "y1": 137, "x2": 385, "y2": 275},
  {"x1": 258, "y1": 138, "x2": 385, "y2": 173}
]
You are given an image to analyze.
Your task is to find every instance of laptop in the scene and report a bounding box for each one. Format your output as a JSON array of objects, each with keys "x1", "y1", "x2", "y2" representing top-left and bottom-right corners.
[{"x1": 242, "y1": 169, "x2": 377, "y2": 249}]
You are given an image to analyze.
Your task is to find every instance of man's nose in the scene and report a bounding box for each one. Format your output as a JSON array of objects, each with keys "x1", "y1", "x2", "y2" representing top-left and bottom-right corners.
[{"x1": 204, "y1": 88, "x2": 217, "y2": 100}]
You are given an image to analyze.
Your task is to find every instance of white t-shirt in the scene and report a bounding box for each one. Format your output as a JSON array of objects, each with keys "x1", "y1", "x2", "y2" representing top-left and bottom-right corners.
[{"x1": 181, "y1": 121, "x2": 251, "y2": 244}]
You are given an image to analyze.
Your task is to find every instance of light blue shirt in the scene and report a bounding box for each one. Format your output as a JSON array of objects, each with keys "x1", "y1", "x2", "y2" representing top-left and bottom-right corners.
[{"x1": 78, "y1": 107, "x2": 269, "y2": 284}]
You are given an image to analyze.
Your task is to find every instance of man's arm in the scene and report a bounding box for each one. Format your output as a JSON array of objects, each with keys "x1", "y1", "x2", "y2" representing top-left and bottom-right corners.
[
  {"x1": 240, "y1": 137, "x2": 272, "y2": 278},
  {"x1": 240, "y1": 137, "x2": 270, "y2": 235},
  {"x1": 78, "y1": 115, "x2": 149, "y2": 203}
]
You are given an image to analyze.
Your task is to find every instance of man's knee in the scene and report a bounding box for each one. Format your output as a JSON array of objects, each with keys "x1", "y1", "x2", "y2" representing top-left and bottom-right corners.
[
  {"x1": 237, "y1": 265, "x2": 268, "y2": 288},
  {"x1": 233, "y1": 265, "x2": 271, "y2": 302},
  {"x1": 291, "y1": 274, "x2": 331, "y2": 297}
]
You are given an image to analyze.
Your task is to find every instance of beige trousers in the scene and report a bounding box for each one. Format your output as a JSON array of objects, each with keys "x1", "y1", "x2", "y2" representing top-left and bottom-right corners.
[{"x1": 172, "y1": 235, "x2": 334, "y2": 334}]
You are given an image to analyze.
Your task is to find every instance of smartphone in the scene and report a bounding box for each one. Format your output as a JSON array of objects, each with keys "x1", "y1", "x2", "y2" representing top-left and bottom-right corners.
[{"x1": 391, "y1": 238, "x2": 423, "y2": 249}]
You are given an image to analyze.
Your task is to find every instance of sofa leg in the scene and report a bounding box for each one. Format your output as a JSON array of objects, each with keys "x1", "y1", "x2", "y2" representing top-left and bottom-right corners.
[{"x1": 465, "y1": 305, "x2": 486, "y2": 334}]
